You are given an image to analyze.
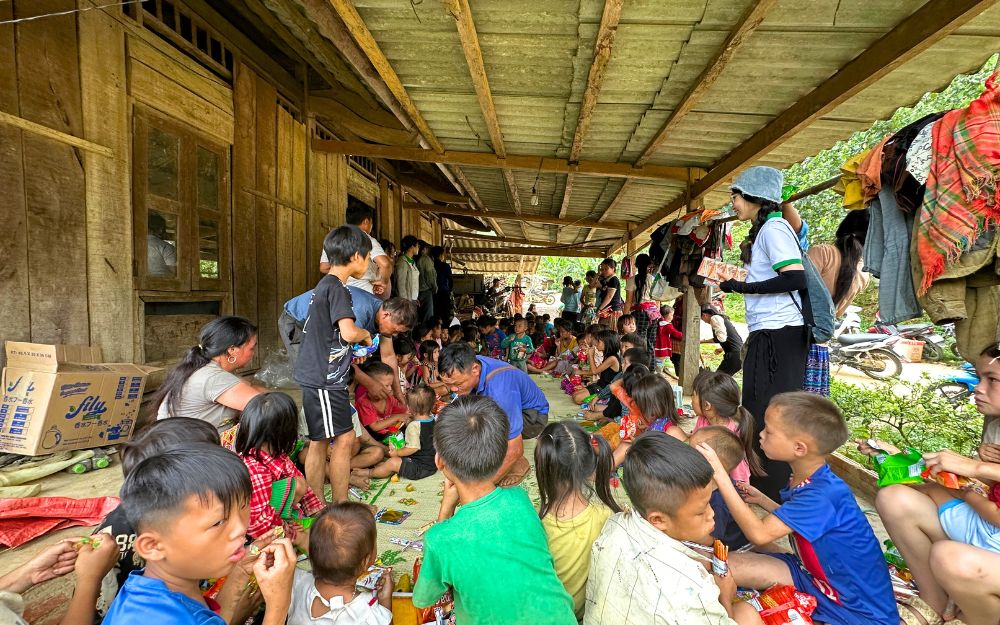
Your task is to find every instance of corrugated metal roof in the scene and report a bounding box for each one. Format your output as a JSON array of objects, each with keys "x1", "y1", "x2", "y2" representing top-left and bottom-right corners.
[{"x1": 316, "y1": 0, "x2": 1000, "y2": 269}]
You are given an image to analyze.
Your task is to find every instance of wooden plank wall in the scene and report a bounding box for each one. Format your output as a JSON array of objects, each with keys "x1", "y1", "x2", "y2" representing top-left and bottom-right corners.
[
  {"x1": 307, "y1": 142, "x2": 348, "y2": 285},
  {"x1": 0, "y1": 0, "x2": 90, "y2": 354}
]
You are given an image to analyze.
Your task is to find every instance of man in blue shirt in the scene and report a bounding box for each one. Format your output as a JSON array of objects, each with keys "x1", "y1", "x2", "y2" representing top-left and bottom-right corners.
[
  {"x1": 282, "y1": 288, "x2": 417, "y2": 403},
  {"x1": 438, "y1": 343, "x2": 549, "y2": 487}
]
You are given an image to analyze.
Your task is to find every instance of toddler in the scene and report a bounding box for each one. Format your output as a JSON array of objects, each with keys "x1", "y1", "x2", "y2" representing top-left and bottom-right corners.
[
  {"x1": 418, "y1": 339, "x2": 449, "y2": 396},
  {"x1": 357, "y1": 385, "x2": 438, "y2": 481},
  {"x1": 619, "y1": 332, "x2": 642, "y2": 352},
  {"x1": 476, "y1": 315, "x2": 506, "y2": 359},
  {"x1": 393, "y1": 336, "x2": 418, "y2": 392},
  {"x1": 535, "y1": 422, "x2": 621, "y2": 619},
  {"x1": 686, "y1": 426, "x2": 750, "y2": 551},
  {"x1": 502, "y1": 318, "x2": 535, "y2": 372},
  {"x1": 692, "y1": 370, "x2": 765, "y2": 483},
  {"x1": 354, "y1": 361, "x2": 410, "y2": 441},
  {"x1": 287, "y1": 502, "x2": 392, "y2": 625},
  {"x1": 414, "y1": 396, "x2": 575, "y2": 625},
  {"x1": 235, "y1": 392, "x2": 324, "y2": 542},
  {"x1": 653, "y1": 304, "x2": 683, "y2": 372},
  {"x1": 617, "y1": 314, "x2": 637, "y2": 335}
]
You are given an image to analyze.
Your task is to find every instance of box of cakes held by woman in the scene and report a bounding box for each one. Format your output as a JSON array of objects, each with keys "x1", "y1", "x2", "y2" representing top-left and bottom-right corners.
[{"x1": 697, "y1": 258, "x2": 748, "y2": 284}]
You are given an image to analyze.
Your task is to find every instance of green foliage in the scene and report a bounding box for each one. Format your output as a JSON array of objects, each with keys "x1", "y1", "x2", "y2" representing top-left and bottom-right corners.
[
  {"x1": 832, "y1": 378, "x2": 982, "y2": 465},
  {"x1": 534, "y1": 256, "x2": 600, "y2": 284}
]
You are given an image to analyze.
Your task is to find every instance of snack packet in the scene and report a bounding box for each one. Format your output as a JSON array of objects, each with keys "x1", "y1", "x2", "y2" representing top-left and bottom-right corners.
[
  {"x1": 871, "y1": 447, "x2": 925, "y2": 488},
  {"x1": 920, "y1": 468, "x2": 990, "y2": 497}
]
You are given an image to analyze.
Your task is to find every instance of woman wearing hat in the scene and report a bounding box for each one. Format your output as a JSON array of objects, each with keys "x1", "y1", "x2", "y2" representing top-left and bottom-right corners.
[{"x1": 718, "y1": 166, "x2": 810, "y2": 499}]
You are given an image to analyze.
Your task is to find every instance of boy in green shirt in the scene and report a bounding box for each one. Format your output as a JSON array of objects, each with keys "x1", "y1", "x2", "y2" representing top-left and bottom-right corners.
[
  {"x1": 413, "y1": 395, "x2": 575, "y2": 625},
  {"x1": 500, "y1": 318, "x2": 535, "y2": 372}
]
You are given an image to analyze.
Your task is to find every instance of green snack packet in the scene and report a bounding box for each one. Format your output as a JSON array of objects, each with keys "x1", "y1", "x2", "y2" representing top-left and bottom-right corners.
[{"x1": 873, "y1": 449, "x2": 925, "y2": 488}]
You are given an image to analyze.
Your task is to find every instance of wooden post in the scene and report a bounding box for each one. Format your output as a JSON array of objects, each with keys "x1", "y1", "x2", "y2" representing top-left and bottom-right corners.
[{"x1": 681, "y1": 285, "x2": 701, "y2": 391}]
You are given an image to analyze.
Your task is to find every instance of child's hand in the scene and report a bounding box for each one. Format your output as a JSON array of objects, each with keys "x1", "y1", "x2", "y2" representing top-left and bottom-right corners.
[
  {"x1": 18, "y1": 539, "x2": 79, "y2": 591},
  {"x1": 979, "y1": 443, "x2": 1000, "y2": 464},
  {"x1": 695, "y1": 443, "x2": 729, "y2": 482},
  {"x1": 236, "y1": 532, "x2": 277, "y2": 576},
  {"x1": 292, "y1": 476, "x2": 307, "y2": 504},
  {"x1": 735, "y1": 481, "x2": 767, "y2": 507},
  {"x1": 289, "y1": 523, "x2": 310, "y2": 553},
  {"x1": 388, "y1": 448, "x2": 398, "y2": 458},
  {"x1": 855, "y1": 438, "x2": 900, "y2": 457},
  {"x1": 74, "y1": 535, "x2": 120, "y2": 587},
  {"x1": 375, "y1": 568, "x2": 394, "y2": 607},
  {"x1": 713, "y1": 566, "x2": 737, "y2": 605},
  {"x1": 924, "y1": 449, "x2": 979, "y2": 479},
  {"x1": 253, "y1": 538, "x2": 296, "y2": 610}
]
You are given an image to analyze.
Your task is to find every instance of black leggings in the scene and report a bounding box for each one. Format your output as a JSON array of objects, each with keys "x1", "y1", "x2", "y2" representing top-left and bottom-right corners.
[{"x1": 743, "y1": 325, "x2": 811, "y2": 501}]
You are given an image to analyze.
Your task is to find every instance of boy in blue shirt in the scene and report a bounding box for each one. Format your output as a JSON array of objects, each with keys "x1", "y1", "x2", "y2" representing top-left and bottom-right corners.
[
  {"x1": 103, "y1": 444, "x2": 295, "y2": 625},
  {"x1": 697, "y1": 392, "x2": 898, "y2": 625}
]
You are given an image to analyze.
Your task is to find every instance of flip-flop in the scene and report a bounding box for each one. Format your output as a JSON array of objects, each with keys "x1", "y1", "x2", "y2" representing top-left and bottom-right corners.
[{"x1": 497, "y1": 456, "x2": 531, "y2": 487}]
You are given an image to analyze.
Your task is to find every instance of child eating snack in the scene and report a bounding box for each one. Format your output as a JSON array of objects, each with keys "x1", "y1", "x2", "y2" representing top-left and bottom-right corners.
[
  {"x1": 356, "y1": 385, "x2": 438, "y2": 482},
  {"x1": 354, "y1": 361, "x2": 410, "y2": 441}
]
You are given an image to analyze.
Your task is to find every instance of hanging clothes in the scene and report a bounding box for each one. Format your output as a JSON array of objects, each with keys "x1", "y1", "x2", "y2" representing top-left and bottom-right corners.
[
  {"x1": 835, "y1": 150, "x2": 870, "y2": 209},
  {"x1": 863, "y1": 187, "x2": 922, "y2": 325},
  {"x1": 905, "y1": 121, "x2": 935, "y2": 185},
  {"x1": 857, "y1": 137, "x2": 889, "y2": 204},
  {"x1": 881, "y1": 112, "x2": 945, "y2": 215},
  {"x1": 916, "y1": 70, "x2": 1000, "y2": 294}
]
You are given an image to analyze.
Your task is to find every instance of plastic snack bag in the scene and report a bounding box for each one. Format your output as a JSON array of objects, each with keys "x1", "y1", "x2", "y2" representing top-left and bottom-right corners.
[{"x1": 871, "y1": 447, "x2": 925, "y2": 488}]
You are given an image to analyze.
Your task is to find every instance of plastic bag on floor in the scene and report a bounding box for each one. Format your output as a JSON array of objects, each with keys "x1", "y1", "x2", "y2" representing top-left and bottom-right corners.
[
  {"x1": 254, "y1": 348, "x2": 296, "y2": 389},
  {"x1": 0, "y1": 496, "x2": 120, "y2": 548}
]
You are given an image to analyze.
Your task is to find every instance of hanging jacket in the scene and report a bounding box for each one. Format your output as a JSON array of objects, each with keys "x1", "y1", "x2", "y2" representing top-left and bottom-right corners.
[
  {"x1": 395, "y1": 255, "x2": 420, "y2": 301},
  {"x1": 864, "y1": 187, "x2": 922, "y2": 325}
]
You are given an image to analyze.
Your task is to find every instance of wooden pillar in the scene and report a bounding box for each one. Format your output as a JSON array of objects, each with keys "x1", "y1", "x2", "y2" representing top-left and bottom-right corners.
[{"x1": 681, "y1": 285, "x2": 701, "y2": 391}]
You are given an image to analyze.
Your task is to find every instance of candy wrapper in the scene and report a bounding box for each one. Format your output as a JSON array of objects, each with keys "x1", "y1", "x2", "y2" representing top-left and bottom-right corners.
[
  {"x1": 697, "y1": 257, "x2": 748, "y2": 285},
  {"x1": 743, "y1": 584, "x2": 817, "y2": 625},
  {"x1": 356, "y1": 565, "x2": 389, "y2": 591},
  {"x1": 920, "y1": 468, "x2": 990, "y2": 497},
  {"x1": 871, "y1": 447, "x2": 925, "y2": 488},
  {"x1": 712, "y1": 539, "x2": 729, "y2": 577},
  {"x1": 375, "y1": 508, "x2": 411, "y2": 525},
  {"x1": 351, "y1": 334, "x2": 380, "y2": 361}
]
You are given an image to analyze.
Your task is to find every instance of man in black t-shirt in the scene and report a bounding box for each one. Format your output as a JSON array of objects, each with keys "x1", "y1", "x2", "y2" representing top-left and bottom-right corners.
[
  {"x1": 295, "y1": 225, "x2": 374, "y2": 503},
  {"x1": 597, "y1": 257, "x2": 623, "y2": 328}
]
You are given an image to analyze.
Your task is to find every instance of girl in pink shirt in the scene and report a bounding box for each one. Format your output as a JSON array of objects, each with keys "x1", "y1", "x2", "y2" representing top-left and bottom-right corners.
[{"x1": 691, "y1": 370, "x2": 764, "y2": 483}]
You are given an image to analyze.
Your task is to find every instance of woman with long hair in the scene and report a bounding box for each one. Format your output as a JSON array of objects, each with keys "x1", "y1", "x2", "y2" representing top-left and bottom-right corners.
[
  {"x1": 807, "y1": 209, "x2": 871, "y2": 316},
  {"x1": 624, "y1": 253, "x2": 659, "y2": 354},
  {"x1": 148, "y1": 316, "x2": 262, "y2": 432},
  {"x1": 717, "y1": 166, "x2": 810, "y2": 500}
]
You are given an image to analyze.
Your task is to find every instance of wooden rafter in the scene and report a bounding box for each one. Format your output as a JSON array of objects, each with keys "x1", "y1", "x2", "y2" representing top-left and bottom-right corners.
[
  {"x1": 443, "y1": 229, "x2": 622, "y2": 246},
  {"x1": 613, "y1": 0, "x2": 997, "y2": 253},
  {"x1": 588, "y1": 0, "x2": 775, "y2": 245},
  {"x1": 309, "y1": 95, "x2": 417, "y2": 146},
  {"x1": 405, "y1": 202, "x2": 630, "y2": 230},
  {"x1": 311, "y1": 140, "x2": 699, "y2": 182},
  {"x1": 444, "y1": 0, "x2": 529, "y2": 238},
  {"x1": 450, "y1": 246, "x2": 607, "y2": 258},
  {"x1": 559, "y1": 0, "x2": 625, "y2": 219}
]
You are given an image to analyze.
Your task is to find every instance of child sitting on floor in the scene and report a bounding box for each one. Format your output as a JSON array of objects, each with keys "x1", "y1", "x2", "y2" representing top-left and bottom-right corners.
[
  {"x1": 235, "y1": 392, "x2": 324, "y2": 544},
  {"x1": 393, "y1": 336, "x2": 419, "y2": 393},
  {"x1": 418, "y1": 339, "x2": 449, "y2": 396},
  {"x1": 103, "y1": 444, "x2": 296, "y2": 625},
  {"x1": 611, "y1": 372, "x2": 686, "y2": 467},
  {"x1": 95, "y1": 417, "x2": 222, "y2": 612},
  {"x1": 619, "y1": 332, "x2": 642, "y2": 353},
  {"x1": 692, "y1": 371, "x2": 765, "y2": 484},
  {"x1": 617, "y1": 313, "x2": 637, "y2": 336},
  {"x1": 686, "y1": 426, "x2": 751, "y2": 551},
  {"x1": 355, "y1": 385, "x2": 438, "y2": 482},
  {"x1": 585, "y1": 432, "x2": 763, "y2": 625},
  {"x1": 698, "y1": 392, "x2": 898, "y2": 625},
  {"x1": 572, "y1": 330, "x2": 620, "y2": 404},
  {"x1": 502, "y1": 318, "x2": 535, "y2": 372},
  {"x1": 535, "y1": 421, "x2": 621, "y2": 619},
  {"x1": 354, "y1": 361, "x2": 410, "y2": 441},
  {"x1": 477, "y1": 315, "x2": 506, "y2": 359},
  {"x1": 414, "y1": 396, "x2": 576, "y2": 625},
  {"x1": 287, "y1": 502, "x2": 393, "y2": 625}
]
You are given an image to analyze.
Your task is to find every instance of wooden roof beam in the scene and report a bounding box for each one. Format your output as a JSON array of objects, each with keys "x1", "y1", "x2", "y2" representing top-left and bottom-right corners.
[
  {"x1": 443, "y1": 229, "x2": 622, "y2": 246},
  {"x1": 616, "y1": 0, "x2": 997, "y2": 252},
  {"x1": 634, "y1": 0, "x2": 778, "y2": 167},
  {"x1": 311, "y1": 140, "x2": 700, "y2": 182},
  {"x1": 560, "y1": 0, "x2": 625, "y2": 219},
  {"x1": 450, "y1": 246, "x2": 607, "y2": 258},
  {"x1": 444, "y1": 0, "x2": 529, "y2": 238},
  {"x1": 405, "y1": 202, "x2": 630, "y2": 230}
]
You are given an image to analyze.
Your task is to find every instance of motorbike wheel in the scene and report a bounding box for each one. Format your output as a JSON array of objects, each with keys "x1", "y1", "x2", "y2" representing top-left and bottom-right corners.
[
  {"x1": 857, "y1": 348, "x2": 903, "y2": 380},
  {"x1": 950, "y1": 342, "x2": 962, "y2": 359},
  {"x1": 543, "y1": 295, "x2": 555, "y2": 306},
  {"x1": 920, "y1": 340, "x2": 944, "y2": 362},
  {"x1": 934, "y1": 382, "x2": 971, "y2": 406}
]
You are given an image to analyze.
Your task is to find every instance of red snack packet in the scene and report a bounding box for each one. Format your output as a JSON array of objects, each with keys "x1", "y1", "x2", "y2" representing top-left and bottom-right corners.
[{"x1": 755, "y1": 585, "x2": 817, "y2": 625}]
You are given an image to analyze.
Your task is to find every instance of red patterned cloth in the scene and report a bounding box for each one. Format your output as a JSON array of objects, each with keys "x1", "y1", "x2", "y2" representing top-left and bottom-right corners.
[
  {"x1": 241, "y1": 447, "x2": 324, "y2": 539},
  {"x1": 916, "y1": 70, "x2": 1000, "y2": 293}
]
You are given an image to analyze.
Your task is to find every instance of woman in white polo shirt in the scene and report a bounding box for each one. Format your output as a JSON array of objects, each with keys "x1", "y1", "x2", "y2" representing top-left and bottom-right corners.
[{"x1": 718, "y1": 166, "x2": 810, "y2": 500}]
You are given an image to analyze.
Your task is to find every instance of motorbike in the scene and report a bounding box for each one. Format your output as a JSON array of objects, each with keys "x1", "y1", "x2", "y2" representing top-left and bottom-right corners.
[
  {"x1": 869, "y1": 312, "x2": 948, "y2": 362},
  {"x1": 833, "y1": 305, "x2": 863, "y2": 338},
  {"x1": 829, "y1": 332, "x2": 903, "y2": 380},
  {"x1": 934, "y1": 362, "x2": 978, "y2": 406}
]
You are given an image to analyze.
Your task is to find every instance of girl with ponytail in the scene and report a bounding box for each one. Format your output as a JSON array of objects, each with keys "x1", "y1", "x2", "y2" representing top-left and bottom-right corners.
[
  {"x1": 691, "y1": 370, "x2": 766, "y2": 482},
  {"x1": 534, "y1": 421, "x2": 621, "y2": 618},
  {"x1": 148, "y1": 316, "x2": 261, "y2": 432}
]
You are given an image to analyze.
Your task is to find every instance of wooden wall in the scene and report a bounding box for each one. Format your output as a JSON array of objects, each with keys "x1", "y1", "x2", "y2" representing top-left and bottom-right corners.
[{"x1": 0, "y1": 0, "x2": 410, "y2": 371}]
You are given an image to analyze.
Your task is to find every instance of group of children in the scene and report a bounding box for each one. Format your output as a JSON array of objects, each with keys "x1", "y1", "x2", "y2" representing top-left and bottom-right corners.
[{"x1": 31, "y1": 222, "x2": 997, "y2": 625}]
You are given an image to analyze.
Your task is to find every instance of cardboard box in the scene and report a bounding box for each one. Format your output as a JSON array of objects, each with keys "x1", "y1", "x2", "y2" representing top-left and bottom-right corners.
[{"x1": 0, "y1": 342, "x2": 154, "y2": 455}]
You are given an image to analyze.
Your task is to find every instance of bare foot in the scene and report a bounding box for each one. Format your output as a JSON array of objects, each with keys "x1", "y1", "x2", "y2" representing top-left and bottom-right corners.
[
  {"x1": 349, "y1": 472, "x2": 371, "y2": 490},
  {"x1": 497, "y1": 456, "x2": 530, "y2": 487}
]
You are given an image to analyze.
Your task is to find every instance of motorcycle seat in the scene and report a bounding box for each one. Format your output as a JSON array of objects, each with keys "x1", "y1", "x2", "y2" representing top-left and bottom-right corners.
[
  {"x1": 897, "y1": 323, "x2": 933, "y2": 333},
  {"x1": 836, "y1": 333, "x2": 890, "y2": 346}
]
